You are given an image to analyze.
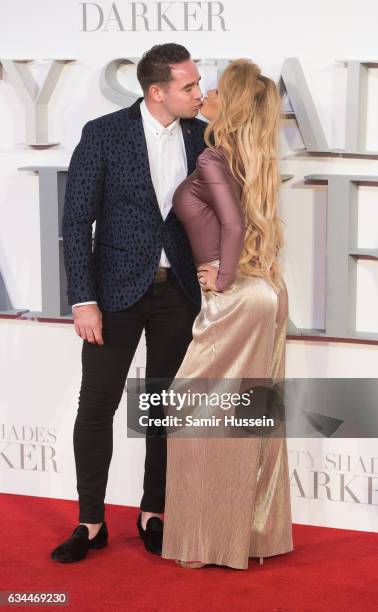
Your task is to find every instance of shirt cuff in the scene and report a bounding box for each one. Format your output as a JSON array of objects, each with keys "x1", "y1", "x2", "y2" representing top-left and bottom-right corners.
[{"x1": 72, "y1": 301, "x2": 97, "y2": 309}]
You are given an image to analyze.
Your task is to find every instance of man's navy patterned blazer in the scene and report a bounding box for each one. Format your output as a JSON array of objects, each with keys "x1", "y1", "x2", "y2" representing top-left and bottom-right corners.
[{"x1": 62, "y1": 97, "x2": 207, "y2": 311}]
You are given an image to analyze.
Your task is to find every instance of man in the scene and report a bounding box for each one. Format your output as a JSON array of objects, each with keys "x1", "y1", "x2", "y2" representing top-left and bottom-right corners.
[{"x1": 51, "y1": 43, "x2": 206, "y2": 562}]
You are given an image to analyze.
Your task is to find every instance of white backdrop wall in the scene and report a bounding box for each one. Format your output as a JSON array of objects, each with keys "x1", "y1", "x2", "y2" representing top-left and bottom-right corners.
[{"x1": 0, "y1": 0, "x2": 377, "y2": 532}]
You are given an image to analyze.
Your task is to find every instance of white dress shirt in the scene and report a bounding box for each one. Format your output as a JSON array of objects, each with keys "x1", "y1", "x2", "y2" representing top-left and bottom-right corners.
[{"x1": 72, "y1": 99, "x2": 188, "y2": 309}]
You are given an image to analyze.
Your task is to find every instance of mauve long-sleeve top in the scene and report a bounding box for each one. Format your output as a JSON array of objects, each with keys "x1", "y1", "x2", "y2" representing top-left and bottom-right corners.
[{"x1": 172, "y1": 146, "x2": 246, "y2": 291}]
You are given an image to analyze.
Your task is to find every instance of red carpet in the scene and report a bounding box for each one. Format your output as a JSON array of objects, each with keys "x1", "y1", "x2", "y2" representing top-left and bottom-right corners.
[{"x1": 0, "y1": 493, "x2": 377, "y2": 611}]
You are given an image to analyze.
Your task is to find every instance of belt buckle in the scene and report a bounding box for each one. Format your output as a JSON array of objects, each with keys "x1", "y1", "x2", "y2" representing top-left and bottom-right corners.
[{"x1": 153, "y1": 267, "x2": 168, "y2": 283}]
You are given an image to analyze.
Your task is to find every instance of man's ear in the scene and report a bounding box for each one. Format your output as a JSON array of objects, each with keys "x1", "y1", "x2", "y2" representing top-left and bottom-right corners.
[{"x1": 148, "y1": 84, "x2": 164, "y2": 103}]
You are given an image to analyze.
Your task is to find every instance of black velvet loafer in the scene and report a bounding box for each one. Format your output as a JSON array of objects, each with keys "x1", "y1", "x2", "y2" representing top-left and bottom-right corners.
[
  {"x1": 137, "y1": 513, "x2": 163, "y2": 555},
  {"x1": 50, "y1": 522, "x2": 108, "y2": 563}
]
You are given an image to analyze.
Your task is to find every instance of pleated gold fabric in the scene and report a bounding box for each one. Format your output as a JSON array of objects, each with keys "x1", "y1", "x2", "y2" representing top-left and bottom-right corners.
[{"x1": 162, "y1": 262, "x2": 294, "y2": 569}]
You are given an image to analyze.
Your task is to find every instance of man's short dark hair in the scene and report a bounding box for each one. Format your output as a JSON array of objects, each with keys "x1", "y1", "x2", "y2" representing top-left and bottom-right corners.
[{"x1": 137, "y1": 43, "x2": 191, "y2": 94}]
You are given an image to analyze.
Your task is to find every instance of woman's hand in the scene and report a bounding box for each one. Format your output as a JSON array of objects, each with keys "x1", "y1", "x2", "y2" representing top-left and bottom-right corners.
[{"x1": 197, "y1": 265, "x2": 220, "y2": 291}]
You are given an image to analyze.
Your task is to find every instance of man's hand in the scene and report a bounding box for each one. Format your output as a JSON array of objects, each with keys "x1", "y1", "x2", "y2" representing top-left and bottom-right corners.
[
  {"x1": 73, "y1": 304, "x2": 104, "y2": 345},
  {"x1": 197, "y1": 265, "x2": 220, "y2": 292}
]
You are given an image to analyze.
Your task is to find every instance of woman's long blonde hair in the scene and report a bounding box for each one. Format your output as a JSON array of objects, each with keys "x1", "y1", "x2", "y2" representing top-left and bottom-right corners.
[{"x1": 205, "y1": 59, "x2": 285, "y2": 292}]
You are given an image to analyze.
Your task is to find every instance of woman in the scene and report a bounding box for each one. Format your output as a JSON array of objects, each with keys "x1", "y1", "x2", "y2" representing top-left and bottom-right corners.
[{"x1": 161, "y1": 59, "x2": 293, "y2": 570}]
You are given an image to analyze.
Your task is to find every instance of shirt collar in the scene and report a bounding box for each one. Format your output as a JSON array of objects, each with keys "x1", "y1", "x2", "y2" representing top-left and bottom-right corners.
[{"x1": 140, "y1": 99, "x2": 179, "y2": 138}]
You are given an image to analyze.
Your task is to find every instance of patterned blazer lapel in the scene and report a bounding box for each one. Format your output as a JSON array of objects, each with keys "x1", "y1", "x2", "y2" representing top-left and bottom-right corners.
[
  {"x1": 127, "y1": 98, "x2": 162, "y2": 219},
  {"x1": 163, "y1": 120, "x2": 198, "y2": 223},
  {"x1": 180, "y1": 120, "x2": 196, "y2": 175}
]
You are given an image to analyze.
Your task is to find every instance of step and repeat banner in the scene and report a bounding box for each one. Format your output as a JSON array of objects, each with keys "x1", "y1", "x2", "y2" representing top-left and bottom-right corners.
[{"x1": 0, "y1": 0, "x2": 377, "y2": 532}]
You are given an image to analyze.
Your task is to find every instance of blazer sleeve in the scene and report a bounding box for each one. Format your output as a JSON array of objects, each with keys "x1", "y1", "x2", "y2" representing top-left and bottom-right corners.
[
  {"x1": 62, "y1": 120, "x2": 105, "y2": 306},
  {"x1": 196, "y1": 148, "x2": 245, "y2": 290}
]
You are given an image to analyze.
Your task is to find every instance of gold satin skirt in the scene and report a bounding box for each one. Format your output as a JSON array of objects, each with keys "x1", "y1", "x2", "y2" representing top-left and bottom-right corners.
[{"x1": 161, "y1": 263, "x2": 294, "y2": 570}]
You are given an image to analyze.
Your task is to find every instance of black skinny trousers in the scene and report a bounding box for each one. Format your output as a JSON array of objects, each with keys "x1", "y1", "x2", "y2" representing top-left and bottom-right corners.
[{"x1": 73, "y1": 274, "x2": 199, "y2": 523}]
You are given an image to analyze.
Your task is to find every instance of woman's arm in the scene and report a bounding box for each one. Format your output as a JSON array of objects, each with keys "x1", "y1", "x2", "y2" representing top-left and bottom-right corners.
[{"x1": 195, "y1": 147, "x2": 245, "y2": 290}]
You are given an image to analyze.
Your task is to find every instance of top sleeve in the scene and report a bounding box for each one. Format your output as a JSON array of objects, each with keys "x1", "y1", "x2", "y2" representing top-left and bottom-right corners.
[{"x1": 195, "y1": 148, "x2": 245, "y2": 290}]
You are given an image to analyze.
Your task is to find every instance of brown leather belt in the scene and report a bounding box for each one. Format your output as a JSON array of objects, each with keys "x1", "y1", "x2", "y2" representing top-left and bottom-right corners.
[{"x1": 153, "y1": 266, "x2": 170, "y2": 283}]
